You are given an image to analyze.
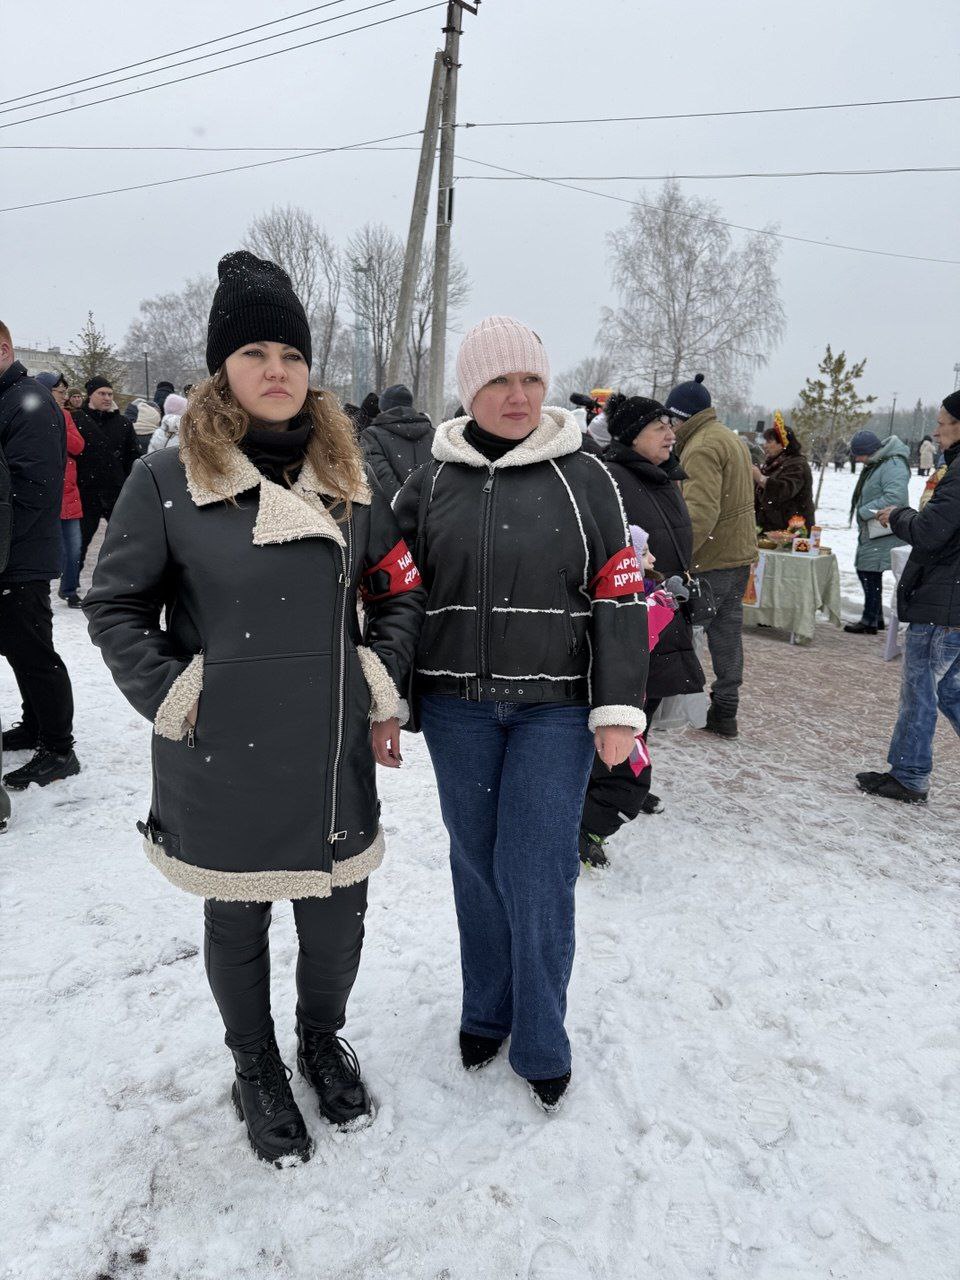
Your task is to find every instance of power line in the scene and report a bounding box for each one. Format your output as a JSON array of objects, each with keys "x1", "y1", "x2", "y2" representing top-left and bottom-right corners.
[
  {"x1": 453, "y1": 151, "x2": 960, "y2": 266},
  {"x1": 462, "y1": 94, "x2": 960, "y2": 129},
  {"x1": 458, "y1": 164, "x2": 960, "y2": 181},
  {"x1": 0, "y1": 4, "x2": 445, "y2": 132},
  {"x1": 0, "y1": 0, "x2": 358, "y2": 108},
  {"x1": 0, "y1": 134, "x2": 424, "y2": 214},
  {"x1": 0, "y1": 0, "x2": 406, "y2": 117}
]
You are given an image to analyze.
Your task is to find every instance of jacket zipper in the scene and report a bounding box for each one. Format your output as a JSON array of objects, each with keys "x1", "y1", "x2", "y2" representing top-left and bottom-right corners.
[
  {"x1": 328, "y1": 516, "x2": 353, "y2": 845},
  {"x1": 558, "y1": 570, "x2": 579, "y2": 654},
  {"x1": 477, "y1": 467, "x2": 496, "y2": 679},
  {"x1": 186, "y1": 647, "x2": 203, "y2": 748}
]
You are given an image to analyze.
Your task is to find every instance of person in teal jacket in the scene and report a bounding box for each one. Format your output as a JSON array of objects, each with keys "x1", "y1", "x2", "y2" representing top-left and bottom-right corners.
[{"x1": 845, "y1": 431, "x2": 911, "y2": 634}]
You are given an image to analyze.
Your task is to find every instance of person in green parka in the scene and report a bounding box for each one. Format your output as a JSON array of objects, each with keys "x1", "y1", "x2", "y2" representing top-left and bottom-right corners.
[{"x1": 845, "y1": 430, "x2": 911, "y2": 635}]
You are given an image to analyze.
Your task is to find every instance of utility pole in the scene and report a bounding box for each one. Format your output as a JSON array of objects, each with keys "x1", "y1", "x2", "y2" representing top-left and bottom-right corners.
[
  {"x1": 888, "y1": 391, "x2": 898, "y2": 436},
  {"x1": 143, "y1": 349, "x2": 149, "y2": 398},
  {"x1": 385, "y1": 50, "x2": 445, "y2": 388},
  {"x1": 427, "y1": 0, "x2": 479, "y2": 425}
]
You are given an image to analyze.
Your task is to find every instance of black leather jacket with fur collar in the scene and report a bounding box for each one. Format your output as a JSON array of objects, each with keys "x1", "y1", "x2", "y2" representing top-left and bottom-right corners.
[
  {"x1": 393, "y1": 408, "x2": 649, "y2": 732},
  {"x1": 84, "y1": 444, "x2": 426, "y2": 902}
]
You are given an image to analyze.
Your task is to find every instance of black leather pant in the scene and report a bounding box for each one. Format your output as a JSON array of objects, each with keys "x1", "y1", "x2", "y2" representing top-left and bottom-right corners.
[{"x1": 203, "y1": 879, "x2": 368, "y2": 1052}]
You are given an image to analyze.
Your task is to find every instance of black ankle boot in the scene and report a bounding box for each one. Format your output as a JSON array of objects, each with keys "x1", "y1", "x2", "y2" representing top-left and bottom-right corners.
[
  {"x1": 297, "y1": 1024, "x2": 373, "y2": 1128},
  {"x1": 231, "y1": 1037, "x2": 312, "y2": 1166},
  {"x1": 527, "y1": 1071, "x2": 571, "y2": 1113},
  {"x1": 1, "y1": 722, "x2": 39, "y2": 752},
  {"x1": 460, "y1": 1029, "x2": 504, "y2": 1071}
]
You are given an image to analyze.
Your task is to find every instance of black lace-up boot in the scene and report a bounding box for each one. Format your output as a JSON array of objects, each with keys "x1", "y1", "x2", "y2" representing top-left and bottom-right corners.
[
  {"x1": 297, "y1": 1023, "x2": 373, "y2": 1129},
  {"x1": 231, "y1": 1036, "x2": 313, "y2": 1166}
]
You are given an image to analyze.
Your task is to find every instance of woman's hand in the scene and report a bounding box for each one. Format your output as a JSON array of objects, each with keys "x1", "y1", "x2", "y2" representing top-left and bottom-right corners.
[
  {"x1": 372, "y1": 717, "x2": 403, "y2": 768},
  {"x1": 594, "y1": 725, "x2": 636, "y2": 769},
  {"x1": 876, "y1": 505, "x2": 896, "y2": 528},
  {"x1": 186, "y1": 700, "x2": 198, "y2": 728},
  {"x1": 752, "y1": 464, "x2": 766, "y2": 486}
]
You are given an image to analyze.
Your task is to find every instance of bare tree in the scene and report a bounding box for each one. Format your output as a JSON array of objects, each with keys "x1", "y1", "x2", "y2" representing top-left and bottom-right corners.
[
  {"x1": 403, "y1": 245, "x2": 470, "y2": 403},
  {"x1": 244, "y1": 205, "x2": 348, "y2": 386},
  {"x1": 551, "y1": 354, "x2": 620, "y2": 406},
  {"x1": 347, "y1": 223, "x2": 404, "y2": 392},
  {"x1": 121, "y1": 275, "x2": 213, "y2": 390},
  {"x1": 599, "y1": 180, "x2": 784, "y2": 403}
]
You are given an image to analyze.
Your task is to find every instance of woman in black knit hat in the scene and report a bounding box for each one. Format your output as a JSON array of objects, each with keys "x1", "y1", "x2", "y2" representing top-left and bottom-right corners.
[{"x1": 84, "y1": 251, "x2": 425, "y2": 1166}]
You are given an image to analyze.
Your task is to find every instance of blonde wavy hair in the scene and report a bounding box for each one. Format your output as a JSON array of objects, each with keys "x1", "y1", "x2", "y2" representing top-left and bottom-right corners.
[{"x1": 179, "y1": 369, "x2": 364, "y2": 519}]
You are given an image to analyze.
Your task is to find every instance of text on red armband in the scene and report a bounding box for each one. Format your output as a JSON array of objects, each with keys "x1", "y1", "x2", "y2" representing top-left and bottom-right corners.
[
  {"x1": 589, "y1": 548, "x2": 645, "y2": 600},
  {"x1": 361, "y1": 539, "x2": 422, "y2": 602}
]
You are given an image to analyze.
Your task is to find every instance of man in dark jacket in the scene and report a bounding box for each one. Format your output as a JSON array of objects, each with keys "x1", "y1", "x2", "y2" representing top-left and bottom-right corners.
[
  {"x1": 856, "y1": 391, "x2": 960, "y2": 803},
  {"x1": 74, "y1": 375, "x2": 140, "y2": 572},
  {"x1": 361, "y1": 384, "x2": 434, "y2": 501},
  {"x1": 0, "y1": 321, "x2": 80, "y2": 789}
]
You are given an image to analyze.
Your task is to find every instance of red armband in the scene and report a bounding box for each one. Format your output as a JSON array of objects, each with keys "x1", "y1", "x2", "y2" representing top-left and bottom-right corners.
[
  {"x1": 589, "y1": 548, "x2": 645, "y2": 600},
  {"x1": 361, "y1": 539, "x2": 422, "y2": 603}
]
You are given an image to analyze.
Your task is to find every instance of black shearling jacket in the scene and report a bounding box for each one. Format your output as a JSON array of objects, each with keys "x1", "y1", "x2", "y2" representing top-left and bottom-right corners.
[
  {"x1": 393, "y1": 409, "x2": 649, "y2": 731},
  {"x1": 84, "y1": 444, "x2": 426, "y2": 902}
]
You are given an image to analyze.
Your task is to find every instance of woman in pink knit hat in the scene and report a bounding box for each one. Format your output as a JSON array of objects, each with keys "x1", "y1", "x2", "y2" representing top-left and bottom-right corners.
[{"x1": 394, "y1": 315, "x2": 649, "y2": 1112}]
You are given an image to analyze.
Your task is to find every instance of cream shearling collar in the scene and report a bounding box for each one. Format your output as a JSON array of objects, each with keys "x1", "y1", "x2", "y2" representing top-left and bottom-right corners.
[
  {"x1": 181, "y1": 441, "x2": 370, "y2": 548},
  {"x1": 432, "y1": 406, "x2": 583, "y2": 469}
]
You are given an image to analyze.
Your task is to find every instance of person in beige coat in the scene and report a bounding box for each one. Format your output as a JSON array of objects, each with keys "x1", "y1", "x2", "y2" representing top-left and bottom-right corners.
[{"x1": 665, "y1": 374, "x2": 757, "y2": 738}]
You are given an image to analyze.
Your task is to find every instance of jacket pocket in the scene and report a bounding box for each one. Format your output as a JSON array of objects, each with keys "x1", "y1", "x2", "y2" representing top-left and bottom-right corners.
[{"x1": 154, "y1": 652, "x2": 204, "y2": 743}]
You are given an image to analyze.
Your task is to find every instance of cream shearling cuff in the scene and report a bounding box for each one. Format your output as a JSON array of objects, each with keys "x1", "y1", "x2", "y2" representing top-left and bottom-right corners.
[
  {"x1": 356, "y1": 645, "x2": 402, "y2": 723},
  {"x1": 588, "y1": 705, "x2": 647, "y2": 734},
  {"x1": 456, "y1": 315, "x2": 550, "y2": 414}
]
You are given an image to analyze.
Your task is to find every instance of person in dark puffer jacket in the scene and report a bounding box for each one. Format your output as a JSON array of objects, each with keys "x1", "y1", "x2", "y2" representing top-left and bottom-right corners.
[
  {"x1": 361, "y1": 384, "x2": 434, "y2": 501},
  {"x1": 856, "y1": 391, "x2": 960, "y2": 804},
  {"x1": 84, "y1": 252, "x2": 426, "y2": 1166},
  {"x1": 394, "y1": 316, "x2": 649, "y2": 1114},
  {"x1": 578, "y1": 394, "x2": 705, "y2": 866}
]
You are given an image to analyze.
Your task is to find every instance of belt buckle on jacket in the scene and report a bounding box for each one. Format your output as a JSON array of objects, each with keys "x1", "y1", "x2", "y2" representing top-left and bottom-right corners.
[{"x1": 460, "y1": 676, "x2": 483, "y2": 701}]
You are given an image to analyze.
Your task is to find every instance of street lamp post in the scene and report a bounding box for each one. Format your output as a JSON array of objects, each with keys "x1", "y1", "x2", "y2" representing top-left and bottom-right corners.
[
  {"x1": 888, "y1": 392, "x2": 898, "y2": 436},
  {"x1": 143, "y1": 350, "x2": 150, "y2": 399}
]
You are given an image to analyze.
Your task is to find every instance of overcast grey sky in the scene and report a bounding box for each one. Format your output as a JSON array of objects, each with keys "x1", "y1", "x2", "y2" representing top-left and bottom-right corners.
[{"x1": 3, "y1": 0, "x2": 958, "y2": 409}]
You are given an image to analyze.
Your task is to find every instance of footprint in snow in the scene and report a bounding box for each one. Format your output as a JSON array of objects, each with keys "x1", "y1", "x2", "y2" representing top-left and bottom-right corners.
[
  {"x1": 527, "y1": 1239, "x2": 584, "y2": 1280},
  {"x1": 740, "y1": 1092, "x2": 792, "y2": 1147},
  {"x1": 664, "y1": 1194, "x2": 724, "y2": 1276}
]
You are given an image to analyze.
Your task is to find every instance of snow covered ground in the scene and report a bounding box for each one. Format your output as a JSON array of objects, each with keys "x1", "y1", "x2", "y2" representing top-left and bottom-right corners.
[{"x1": 2, "y1": 467, "x2": 958, "y2": 1280}]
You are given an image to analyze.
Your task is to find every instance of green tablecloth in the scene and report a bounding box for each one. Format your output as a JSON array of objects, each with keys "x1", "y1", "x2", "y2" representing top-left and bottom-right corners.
[{"x1": 742, "y1": 550, "x2": 842, "y2": 643}]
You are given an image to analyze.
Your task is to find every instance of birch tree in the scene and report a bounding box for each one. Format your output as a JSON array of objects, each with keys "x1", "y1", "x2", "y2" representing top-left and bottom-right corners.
[{"x1": 600, "y1": 180, "x2": 784, "y2": 402}]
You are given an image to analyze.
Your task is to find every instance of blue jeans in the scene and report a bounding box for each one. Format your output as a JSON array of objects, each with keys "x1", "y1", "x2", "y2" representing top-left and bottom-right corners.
[
  {"x1": 420, "y1": 695, "x2": 595, "y2": 1079},
  {"x1": 59, "y1": 518, "x2": 82, "y2": 596},
  {"x1": 887, "y1": 624, "x2": 960, "y2": 792}
]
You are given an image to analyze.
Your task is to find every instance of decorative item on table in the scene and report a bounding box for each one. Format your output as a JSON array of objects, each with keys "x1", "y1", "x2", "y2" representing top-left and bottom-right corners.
[
  {"x1": 809, "y1": 524, "x2": 822, "y2": 553},
  {"x1": 765, "y1": 529, "x2": 795, "y2": 550},
  {"x1": 786, "y1": 515, "x2": 811, "y2": 554}
]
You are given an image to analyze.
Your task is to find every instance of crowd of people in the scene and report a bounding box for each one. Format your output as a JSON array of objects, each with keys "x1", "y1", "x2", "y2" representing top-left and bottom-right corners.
[{"x1": 1, "y1": 255, "x2": 958, "y2": 1162}]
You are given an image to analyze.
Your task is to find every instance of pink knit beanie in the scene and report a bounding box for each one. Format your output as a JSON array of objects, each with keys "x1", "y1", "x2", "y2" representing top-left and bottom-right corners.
[{"x1": 456, "y1": 315, "x2": 551, "y2": 414}]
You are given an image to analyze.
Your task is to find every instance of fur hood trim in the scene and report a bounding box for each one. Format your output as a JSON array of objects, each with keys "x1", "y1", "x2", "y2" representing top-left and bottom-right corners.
[
  {"x1": 143, "y1": 825, "x2": 385, "y2": 901},
  {"x1": 432, "y1": 406, "x2": 582, "y2": 469},
  {"x1": 182, "y1": 443, "x2": 371, "y2": 548}
]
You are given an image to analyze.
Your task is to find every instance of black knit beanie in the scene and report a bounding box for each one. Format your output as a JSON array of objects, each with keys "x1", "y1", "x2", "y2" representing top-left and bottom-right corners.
[
  {"x1": 943, "y1": 390, "x2": 960, "y2": 421},
  {"x1": 606, "y1": 393, "x2": 667, "y2": 445},
  {"x1": 664, "y1": 372, "x2": 711, "y2": 421},
  {"x1": 205, "y1": 250, "x2": 312, "y2": 374},
  {"x1": 84, "y1": 375, "x2": 112, "y2": 396}
]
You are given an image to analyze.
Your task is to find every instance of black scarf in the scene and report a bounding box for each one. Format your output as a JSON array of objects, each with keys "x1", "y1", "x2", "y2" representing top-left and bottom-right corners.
[{"x1": 239, "y1": 415, "x2": 312, "y2": 485}]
